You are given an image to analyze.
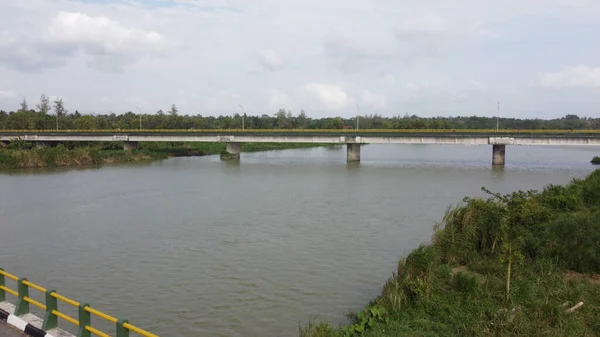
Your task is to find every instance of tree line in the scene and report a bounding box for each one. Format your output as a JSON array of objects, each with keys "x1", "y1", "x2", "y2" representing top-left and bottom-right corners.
[{"x1": 1, "y1": 95, "x2": 599, "y2": 130}]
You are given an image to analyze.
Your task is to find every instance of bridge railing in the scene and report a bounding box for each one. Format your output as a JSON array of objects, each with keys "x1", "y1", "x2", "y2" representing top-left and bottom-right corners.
[
  {"x1": 0, "y1": 268, "x2": 157, "y2": 337},
  {"x1": 1, "y1": 128, "x2": 600, "y2": 134}
]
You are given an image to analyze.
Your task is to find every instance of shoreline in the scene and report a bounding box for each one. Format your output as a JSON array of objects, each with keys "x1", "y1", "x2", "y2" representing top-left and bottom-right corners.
[
  {"x1": 301, "y1": 169, "x2": 600, "y2": 336},
  {"x1": 0, "y1": 142, "x2": 332, "y2": 169}
]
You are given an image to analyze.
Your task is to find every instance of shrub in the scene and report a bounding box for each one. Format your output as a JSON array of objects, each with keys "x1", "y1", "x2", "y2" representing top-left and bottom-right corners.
[{"x1": 543, "y1": 211, "x2": 600, "y2": 273}]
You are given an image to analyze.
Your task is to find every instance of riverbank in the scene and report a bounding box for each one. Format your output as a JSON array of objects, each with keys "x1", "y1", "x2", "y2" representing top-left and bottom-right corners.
[
  {"x1": 0, "y1": 142, "x2": 331, "y2": 169},
  {"x1": 302, "y1": 169, "x2": 600, "y2": 336},
  {"x1": 592, "y1": 156, "x2": 600, "y2": 164}
]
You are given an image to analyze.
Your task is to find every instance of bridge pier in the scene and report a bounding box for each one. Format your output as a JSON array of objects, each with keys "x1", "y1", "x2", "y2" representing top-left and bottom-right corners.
[
  {"x1": 124, "y1": 141, "x2": 139, "y2": 151},
  {"x1": 223, "y1": 142, "x2": 241, "y2": 160},
  {"x1": 492, "y1": 144, "x2": 506, "y2": 166},
  {"x1": 347, "y1": 143, "x2": 360, "y2": 162}
]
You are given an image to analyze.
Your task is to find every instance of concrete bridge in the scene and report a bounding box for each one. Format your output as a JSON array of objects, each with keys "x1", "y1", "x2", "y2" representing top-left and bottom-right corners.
[{"x1": 1, "y1": 130, "x2": 600, "y2": 166}]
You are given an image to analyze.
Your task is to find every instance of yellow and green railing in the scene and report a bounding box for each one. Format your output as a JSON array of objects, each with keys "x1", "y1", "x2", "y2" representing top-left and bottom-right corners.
[
  {"x1": 1, "y1": 128, "x2": 600, "y2": 134},
  {"x1": 0, "y1": 268, "x2": 157, "y2": 337}
]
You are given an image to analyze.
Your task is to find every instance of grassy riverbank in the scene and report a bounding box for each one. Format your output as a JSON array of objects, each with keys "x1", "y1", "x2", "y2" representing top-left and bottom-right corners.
[
  {"x1": 302, "y1": 169, "x2": 600, "y2": 336},
  {"x1": 0, "y1": 142, "x2": 331, "y2": 169},
  {"x1": 592, "y1": 156, "x2": 600, "y2": 165},
  {"x1": 139, "y1": 142, "x2": 331, "y2": 157}
]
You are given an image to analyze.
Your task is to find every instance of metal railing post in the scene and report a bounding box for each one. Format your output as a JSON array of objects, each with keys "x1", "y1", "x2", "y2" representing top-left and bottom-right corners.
[
  {"x1": 43, "y1": 289, "x2": 58, "y2": 330},
  {"x1": 0, "y1": 268, "x2": 5, "y2": 302},
  {"x1": 14, "y1": 278, "x2": 29, "y2": 316},
  {"x1": 117, "y1": 318, "x2": 130, "y2": 337},
  {"x1": 77, "y1": 303, "x2": 91, "y2": 337}
]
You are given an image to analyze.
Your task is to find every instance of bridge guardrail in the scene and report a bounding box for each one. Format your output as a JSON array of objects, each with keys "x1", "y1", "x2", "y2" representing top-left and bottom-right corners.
[
  {"x1": 0, "y1": 268, "x2": 157, "y2": 337},
  {"x1": 1, "y1": 128, "x2": 600, "y2": 134}
]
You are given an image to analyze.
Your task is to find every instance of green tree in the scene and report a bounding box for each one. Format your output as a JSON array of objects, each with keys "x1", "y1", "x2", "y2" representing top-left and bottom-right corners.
[
  {"x1": 275, "y1": 109, "x2": 289, "y2": 128},
  {"x1": 19, "y1": 98, "x2": 28, "y2": 112},
  {"x1": 36, "y1": 94, "x2": 51, "y2": 115},
  {"x1": 169, "y1": 104, "x2": 178, "y2": 116},
  {"x1": 53, "y1": 98, "x2": 67, "y2": 117},
  {"x1": 75, "y1": 115, "x2": 97, "y2": 129},
  {"x1": 297, "y1": 110, "x2": 308, "y2": 128},
  {"x1": 325, "y1": 117, "x2": 344, "y2": 129}
]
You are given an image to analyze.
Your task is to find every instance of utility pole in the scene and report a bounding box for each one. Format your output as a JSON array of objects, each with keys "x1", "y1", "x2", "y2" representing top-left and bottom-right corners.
[
  {"x1": 56, "y1": 112, "x2": 59, "y2": 130},
  {"x1": 136, "y1": 107, "x2": 142, "y2": 130},
  {"x1": 496, "y1": 101, "x2": 500, "y2": 131},
  {"x1": 356, "y1": 103, "x2": 360, "y2": 130},
  {"x1": 238, "y1": 104, "x2": 245, "y2": 130}
]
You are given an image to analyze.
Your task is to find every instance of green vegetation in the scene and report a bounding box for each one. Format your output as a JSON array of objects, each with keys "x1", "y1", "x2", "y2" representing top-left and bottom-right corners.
[
  {"x1": 0, "y1": 146, "x2": 165, "y2": 169},
  {"x1": 301, "y1": 169, "x2": 600, "y2": 336},
  {"x1": 1, "y1": 95, "x2": 600, "y2": 130},
  {"x1": 140, "y1": 142, "x2": 330, "y2": 157},
  {"x1": 592, "y1": 156, "x2": 600, "y2": 165},
  {"x1": 0, "y1": 141, "x2": 329, "y2": 169}
]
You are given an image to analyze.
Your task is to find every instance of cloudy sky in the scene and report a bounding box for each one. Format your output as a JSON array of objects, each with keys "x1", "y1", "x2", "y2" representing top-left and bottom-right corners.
[{"x1": 0, "y1": 0, "x2": 599, "y2": 118}]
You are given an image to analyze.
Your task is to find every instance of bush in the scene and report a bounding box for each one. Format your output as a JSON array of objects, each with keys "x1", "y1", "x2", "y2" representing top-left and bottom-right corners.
[
  {"x1": 543, "y1": 211, "x2": 600, "y2": 273},
  {"x1": 302, "y1": 170, "x2": 600, "y2": 336}
]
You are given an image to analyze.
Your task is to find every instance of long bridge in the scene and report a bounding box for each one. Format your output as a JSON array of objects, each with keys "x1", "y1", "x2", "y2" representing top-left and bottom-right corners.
[{"x1": 2, "y1": 129, "x2": 600, "y2": 166}]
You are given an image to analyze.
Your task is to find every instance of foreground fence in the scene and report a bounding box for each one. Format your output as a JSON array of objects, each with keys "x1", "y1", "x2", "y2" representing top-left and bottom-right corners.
[{"x1": 0, "y1": 268, "x2": 157, "y2": 337}]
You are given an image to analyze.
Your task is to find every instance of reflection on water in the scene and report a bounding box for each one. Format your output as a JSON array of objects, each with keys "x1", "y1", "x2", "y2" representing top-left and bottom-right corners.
[{"x1": 0, "y1": 144, "x2": 597, "y2": 336}]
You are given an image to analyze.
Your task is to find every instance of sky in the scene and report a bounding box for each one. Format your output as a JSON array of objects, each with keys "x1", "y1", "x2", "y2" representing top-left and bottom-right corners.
[{"x1": 0, "y1": 0, "x2": 599, "y2": 119}]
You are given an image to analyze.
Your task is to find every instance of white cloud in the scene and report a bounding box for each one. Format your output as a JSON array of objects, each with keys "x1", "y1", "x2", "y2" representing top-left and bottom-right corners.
[
  {"x1": 1, "y1": 0, "x2": 600, "y2": 118},
  {"x1": 258, "y1": 49, "x2": 284, "y2": 71},
  {"x1": 539, "y1": 65, "x2": 600, "y2": 89},
  {"x1": 380, "y1": 73, "x2": 396, "y2": 84},
  {"x1": 304, "y1": 83, "x2": 349, "y2": 111},
  {"x1": 45, "y1": 11, "x2": 166, "y2": 70},
  {"x1": 395, "y1": 15, "x2": 447, "y2": 37},
  {"x1": 267, "y1": 89, "x2": 294, "y2": 109},
  {"x1": 362, "y1": 91, "x2": 387, "y2": 110},
  {"x1": 469, "y1": 80, "x2": 486, "y2": 91},
  {"x1": 0, "y1": 90, "x2": 16, "y2": 98}
]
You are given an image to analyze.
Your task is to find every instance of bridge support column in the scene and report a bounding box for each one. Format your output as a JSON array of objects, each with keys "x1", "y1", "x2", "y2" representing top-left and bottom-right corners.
[
  {"x1": 124, "y1": 141, "x2": 139, "y2": 151},
  {"x1": 223, "y1": 142, "x2": 241, "y2": 160},
  {"x1": 492, "y1": 144, "x2": 505, "y2": 166},
  {"x1": 347, "y1": 143, "x2": 360, "y2": 162}
]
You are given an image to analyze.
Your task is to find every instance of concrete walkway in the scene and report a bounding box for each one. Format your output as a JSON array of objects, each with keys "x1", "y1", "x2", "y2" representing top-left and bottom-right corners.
[{"x1": 0, "y1": 322, "x2": 25, "y2": 336}]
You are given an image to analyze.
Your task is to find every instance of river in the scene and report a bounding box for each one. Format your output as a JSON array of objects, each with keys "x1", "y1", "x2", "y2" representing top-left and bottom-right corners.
[{"x1": 0, "y1": 144, "x2": 598, "y2": 336}]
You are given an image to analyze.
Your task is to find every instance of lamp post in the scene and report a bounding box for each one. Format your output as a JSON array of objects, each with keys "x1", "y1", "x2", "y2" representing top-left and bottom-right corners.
[
  {"x1": 238, "y1": 104, "x2": 245, "y2": 130},
  {"x1": 356, "y1": 103, "x2": 359, "y2": 130},
  {"x1": 136, "y1": 107, "x2": 142, "y2": 130},
  {"x1": 496, "y1": 101, "x2": 500, "y2": 132}
]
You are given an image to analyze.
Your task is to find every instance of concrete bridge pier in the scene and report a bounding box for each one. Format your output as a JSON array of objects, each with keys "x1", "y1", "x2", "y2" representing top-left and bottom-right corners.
[
  {"x1": 492, "y1": 144, "x2": 506, "y2": 166},
  {"x1": 224, "y1": 142, "x2": 241, "y2": 159},
  {"x1": 347, "y1": 143, "x2": 361, "y2": 162},
  {"x1": 124, "y1": 141, "x2": 139, "y2": 151}
]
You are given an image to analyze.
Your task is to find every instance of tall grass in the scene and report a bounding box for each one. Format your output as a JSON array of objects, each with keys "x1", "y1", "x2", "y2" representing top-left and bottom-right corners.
[
  {"x1": 139, "y1": 142, "x2": 330, "y2": 156},
  {"x1": 0, "y1": 145, "x2": 167, "y2": 169},
  {"x1": 301, "y1": 169, "x2": 600, "y2": 336},
  {"x1": 0, "y1": 142, "x2": 330, "y2": 169}
]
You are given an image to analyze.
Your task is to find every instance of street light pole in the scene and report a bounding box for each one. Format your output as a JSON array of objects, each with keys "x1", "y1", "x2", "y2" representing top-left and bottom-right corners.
[
  {"x1": 356, "y1": 103, "x2": 359, "y2": 130},
  {"x1": 496, "y1": 101, "x2": 500, "y2": 132},
  {"x1": 238, "y1": 104, "x2": 245, "y2": 130},
  {"x1": 136, "y1": 107, "x2": 142, "y2": 130}
]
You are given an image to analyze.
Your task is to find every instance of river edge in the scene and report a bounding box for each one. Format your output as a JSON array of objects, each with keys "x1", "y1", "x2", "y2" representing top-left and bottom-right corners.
[
  {"x1": 301, "y1": 169, "x2": 600, "y2": 336},
  {"x1": 0, "y1": 142, "x2": 334, "y2": 169}
]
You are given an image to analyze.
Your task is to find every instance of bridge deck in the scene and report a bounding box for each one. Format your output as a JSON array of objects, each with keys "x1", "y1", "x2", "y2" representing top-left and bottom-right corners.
[{"x1": 0, "y1": 322, "x2": 25, "y2": 337}]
